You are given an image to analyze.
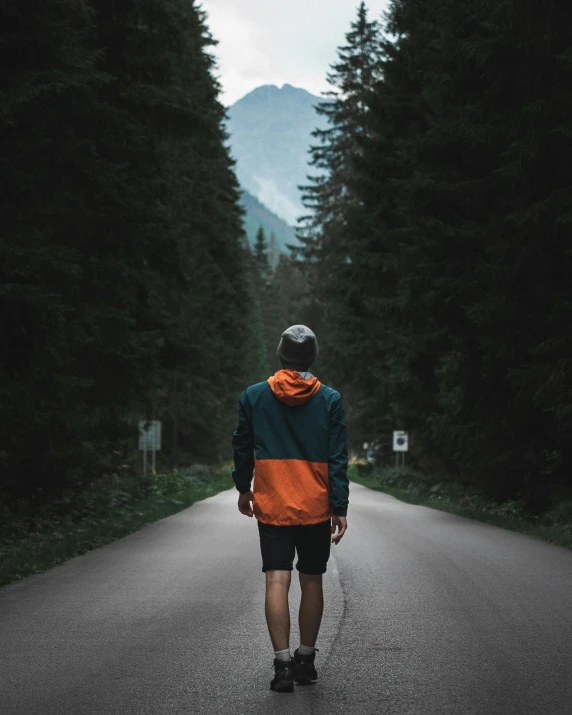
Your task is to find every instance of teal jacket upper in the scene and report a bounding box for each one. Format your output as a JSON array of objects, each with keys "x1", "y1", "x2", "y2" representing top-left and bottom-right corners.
[{"x1": 231, "y1": 369, "x2": 349, "y2": 525}]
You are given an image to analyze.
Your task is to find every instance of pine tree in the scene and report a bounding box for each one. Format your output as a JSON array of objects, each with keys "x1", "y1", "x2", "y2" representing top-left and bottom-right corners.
[
  {"x1": 297, "y1": 1, "x2": 383, "y2": 263},
  {"x1": 250, "y1": 225, "x2": 280, "y2": 377},
  {"x1": 242, "y1": 240, "x2": 272, "y2": 383},
  {"x1": 139, "y1": 0, "x2": 257, "y2": 462},
  {"x1": 295, "y1": 2, "x2": 387, "y2": 438},
  {"x1": 268, "y1": 253, "x2": 319, "y2": 371},
  {"x1": 253, "y1": 225, "x2": 271, "y2": 286}
]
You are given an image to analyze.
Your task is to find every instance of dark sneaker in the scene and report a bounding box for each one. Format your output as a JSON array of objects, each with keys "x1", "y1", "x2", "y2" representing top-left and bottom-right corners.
[
  {"x1": 270, "y1": 657, "x2": 295, "y2": 692},
  {"x1": 293, "y1": 647, "x2": 319, "y2": 685}
]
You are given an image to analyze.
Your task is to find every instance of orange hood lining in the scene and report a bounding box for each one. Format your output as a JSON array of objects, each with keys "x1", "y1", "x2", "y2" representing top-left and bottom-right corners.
[{"x1": 267, "y1": 369, "x2": 322, "y2": 406}]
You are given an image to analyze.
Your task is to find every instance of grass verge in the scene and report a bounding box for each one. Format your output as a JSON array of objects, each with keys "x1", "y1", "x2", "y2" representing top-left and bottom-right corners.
[
  {"x1": 349, "y1": 463, "x2": 572, "y2": 550},
  {"x1": 0, "y1": 464, "x2": 234, "y2": 589}
]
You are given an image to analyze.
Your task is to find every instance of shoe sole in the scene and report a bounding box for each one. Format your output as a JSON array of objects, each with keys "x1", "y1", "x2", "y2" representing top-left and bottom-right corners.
[
  {"x1": 270, "y1": 681, "x2": 294, "y2": 692},
  {"x1": 294, "y1": 676, "x2": 317, "y2": 685}
]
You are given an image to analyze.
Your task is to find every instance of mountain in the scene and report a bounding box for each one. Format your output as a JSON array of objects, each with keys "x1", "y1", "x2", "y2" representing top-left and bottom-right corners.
[
  {"x1": 239, "y1": 189, "x2": 297, "y2": 264},
  {"x1": 226, "y1": 84, "x2": 328, "y2": 226}
]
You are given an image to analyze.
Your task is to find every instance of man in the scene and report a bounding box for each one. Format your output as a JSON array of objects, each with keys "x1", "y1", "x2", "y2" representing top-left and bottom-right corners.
[{"x1": 231, "y1": 324, "x2": 349, "y2": 693}]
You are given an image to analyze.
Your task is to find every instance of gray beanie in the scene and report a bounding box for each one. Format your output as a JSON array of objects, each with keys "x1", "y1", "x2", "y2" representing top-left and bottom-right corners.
[{"x1": 277, "y1": 325, "x2": 318, "y2": 367}]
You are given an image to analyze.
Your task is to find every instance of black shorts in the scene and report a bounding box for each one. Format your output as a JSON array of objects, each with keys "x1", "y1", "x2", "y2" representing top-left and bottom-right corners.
[{"x1": 257, "y1": 519, "x2": 332, "y2": 575}]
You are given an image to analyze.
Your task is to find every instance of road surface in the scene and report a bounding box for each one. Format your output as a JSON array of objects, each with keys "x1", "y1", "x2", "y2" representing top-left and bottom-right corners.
[{"x1": 1, "y1": 481, "x2": 571, "y2": 714}]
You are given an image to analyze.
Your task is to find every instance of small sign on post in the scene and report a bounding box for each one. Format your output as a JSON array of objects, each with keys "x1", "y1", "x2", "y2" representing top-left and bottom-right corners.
[
  {"x1": 139, "y1": 421, "x2": 162, "y2": 476},
  {"x1": 392, "y1": 431, "x2": 408, "y2": 468}
]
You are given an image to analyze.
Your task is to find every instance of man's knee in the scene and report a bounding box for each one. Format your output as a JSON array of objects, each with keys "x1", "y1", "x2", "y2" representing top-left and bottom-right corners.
[{"x1": 266, "y1": 569, "x2": 292, "y2": 587}]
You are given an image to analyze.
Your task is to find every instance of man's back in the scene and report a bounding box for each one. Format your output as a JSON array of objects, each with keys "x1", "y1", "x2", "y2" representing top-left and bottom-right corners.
[{"x1": 232, "y1": 368, "x2": 349, "y2": 526}]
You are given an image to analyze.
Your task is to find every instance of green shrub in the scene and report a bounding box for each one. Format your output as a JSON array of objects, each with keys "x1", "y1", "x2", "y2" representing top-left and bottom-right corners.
[
  {"x1": 543, "y1": 500, "x2": 572, "y2": 526},
  {"x1": 356, "y1": 462, "x2": 375, "y2": 475}
]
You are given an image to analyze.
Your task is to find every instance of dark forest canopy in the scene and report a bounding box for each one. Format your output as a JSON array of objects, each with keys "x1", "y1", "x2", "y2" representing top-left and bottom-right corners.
[
  {"x1": 0, "y1": 0, "x2": 261, "y2": 500},
  {"x1": 1, "y1": 0, "x2": 572, "y2": 519},
  {"x1": 293, "y1": 0, "x2": 572, "y2": 511}
]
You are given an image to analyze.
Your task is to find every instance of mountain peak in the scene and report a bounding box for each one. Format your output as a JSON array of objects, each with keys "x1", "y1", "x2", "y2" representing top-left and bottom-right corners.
[
  {"x1": 226, "y1": 84, "x2": 327, "y2": 224},
  {"x1": 234, "y1": 83, "x2": 318, "y2": 105}
]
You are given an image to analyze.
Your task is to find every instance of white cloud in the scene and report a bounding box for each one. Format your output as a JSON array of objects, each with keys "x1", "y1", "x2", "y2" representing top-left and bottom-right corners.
[{"x1": 201, "y1": 0, "x2": 391, "y2": 105}]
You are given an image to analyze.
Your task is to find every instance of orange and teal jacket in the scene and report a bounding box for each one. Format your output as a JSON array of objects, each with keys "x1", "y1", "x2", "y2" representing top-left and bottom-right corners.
[{"x1": 231, "y1": 369, "x2": 349, "y2": 526}]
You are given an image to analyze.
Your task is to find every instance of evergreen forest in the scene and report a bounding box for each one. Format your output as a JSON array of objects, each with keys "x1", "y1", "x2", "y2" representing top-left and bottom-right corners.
[
  {"x1": 294, "y1": 0, "x2": 572, "y2": 513},
  {"x1": 0, "y1": 0, "x2": 263, "y2": 506},
  {"x1": 1, "y1": 0, "x2": 571, "y2": 526}
]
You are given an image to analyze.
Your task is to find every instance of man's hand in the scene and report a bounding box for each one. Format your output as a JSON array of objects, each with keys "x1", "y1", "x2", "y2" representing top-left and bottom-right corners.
[
  {"x1": 238, "y1": 490, "x2": 254, "y2": 517},
  {"x1": 331, "y1": 515, "x2": 347, "y2": 545}
]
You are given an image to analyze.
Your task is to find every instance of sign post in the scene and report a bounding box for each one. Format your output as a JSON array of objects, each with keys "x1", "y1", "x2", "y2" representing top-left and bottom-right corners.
[
  {"x1": 392, "y1": 431, "x2": 409, "y2": 468},
  {"x1": 138, "y1": 421, "x2": 162, "y2": 476},
  {"x1": 172, "y1": 375, "x2": 182, "y2": 469}
]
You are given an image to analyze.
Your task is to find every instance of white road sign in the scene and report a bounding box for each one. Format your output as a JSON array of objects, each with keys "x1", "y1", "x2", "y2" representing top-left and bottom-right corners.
[
  {"x1": 138, "y1": 421, "x2": 162, "y2": 451},
  {"x1": 393, "y1": 431, "x2": 408, "y2": 452}
]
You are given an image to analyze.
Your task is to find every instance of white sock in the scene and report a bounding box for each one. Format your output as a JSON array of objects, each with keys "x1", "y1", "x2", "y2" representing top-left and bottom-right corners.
[
  {"x1": 299, "y1": 644, "x2": 315, "y2": 655},
  {"x1": 274, "y1": 648, "x2": 291, "y2": 661}
]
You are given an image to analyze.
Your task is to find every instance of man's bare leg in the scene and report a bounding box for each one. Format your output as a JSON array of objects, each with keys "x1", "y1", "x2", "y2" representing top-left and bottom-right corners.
[
  {"x1": 298, "y1": 572, "x2": 324, "y2": 647},
  {"x1": 265, "y1": 570, "x2": 292, "y2": 652}
]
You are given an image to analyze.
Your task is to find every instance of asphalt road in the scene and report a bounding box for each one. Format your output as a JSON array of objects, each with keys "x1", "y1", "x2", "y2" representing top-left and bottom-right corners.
[{"x1": 1, "y1": 481, "x2": 572, "y2": 715}]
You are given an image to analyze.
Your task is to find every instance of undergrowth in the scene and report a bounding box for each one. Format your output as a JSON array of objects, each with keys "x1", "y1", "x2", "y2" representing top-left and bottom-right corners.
[
  {"x1": 349, "y1": 463, "x2": 572, "y2": 550},
  {"x1": 0, "y1": 464, "x2": 233, "y2": 588}
]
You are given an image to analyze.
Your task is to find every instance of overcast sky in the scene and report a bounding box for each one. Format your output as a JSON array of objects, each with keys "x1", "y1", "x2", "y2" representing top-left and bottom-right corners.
[{"x1": 201, "y1": 0, "x2": 391, "y2": 106}]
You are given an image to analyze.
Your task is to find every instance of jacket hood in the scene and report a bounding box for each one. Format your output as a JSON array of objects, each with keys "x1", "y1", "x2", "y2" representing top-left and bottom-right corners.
[{"x1": 267, "y1": 369, "x2": 322, "y2": 406}]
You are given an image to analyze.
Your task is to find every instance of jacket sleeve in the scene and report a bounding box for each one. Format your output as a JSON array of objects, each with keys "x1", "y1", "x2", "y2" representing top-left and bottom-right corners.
[
  {"x1": 328, "y1": 393, "x2": 349, "y2": 516},
  {"x1": 231, "y1": 389, "x2": 254, "y2": 494}
]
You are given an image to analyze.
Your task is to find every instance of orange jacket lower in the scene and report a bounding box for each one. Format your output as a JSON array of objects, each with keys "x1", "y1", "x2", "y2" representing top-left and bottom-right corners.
[{"x1": 252, "y1": 459, "x2": 334, "y2": 526}]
